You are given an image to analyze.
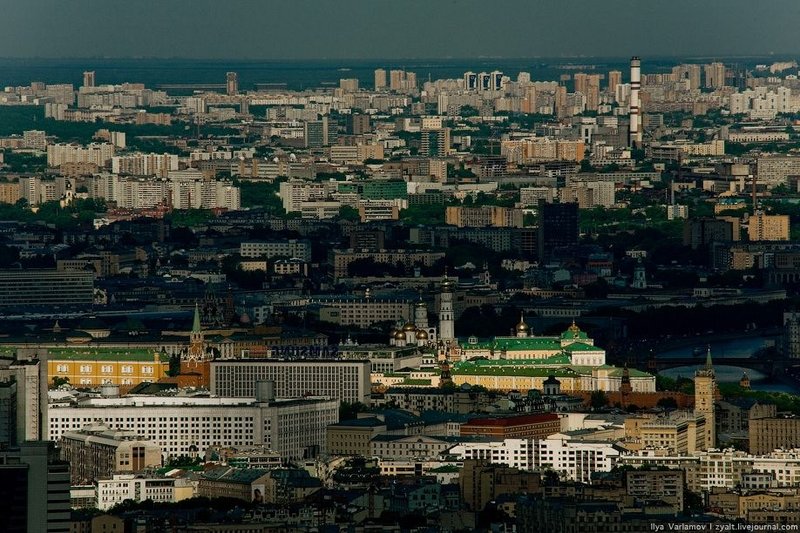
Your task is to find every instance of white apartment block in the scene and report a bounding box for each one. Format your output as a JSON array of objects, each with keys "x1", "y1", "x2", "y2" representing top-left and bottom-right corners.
[
  {"x1": 210, "y1": 359, "x2": 372, "y2": 405},
  {"x1": 619, "y1": 448, "x2": 800, "y2": 493},
  {"x1": 446, "y1": 438, "x2": 623, "y2": 484},
  {"x1": 111, "y1": 153, "x2": 179, "y2": 178},
  {"x1": 329, "y1": 144, "x2": 384, "y2": 164},
  {"x1": 240, "y1": 240, "x2": 312, "y2": 262},
  {"x1": 96, "y1": 474, "x2": 194, "y2": 510},
  {"x1": 757, "y1": 157, "x2": 800, "y2": 187},
  {"x1": 48, "y1": 394, "x2": 338, "y2": 461},
  {"x1": 279, "y1": 180, "x2": 337, "y2": 212},
  {"x1": 310, "y1": 296, "x2": 414, "y2": 329},
  {"x1": 22, "y1": 130, "x2": 47, "y2": 150},
  {"x1": 47, "y1": 143, "x2": 114, "y2": 167},
  {"x1": 87, "y1": 174, "x2": 240, "y2": 210}
]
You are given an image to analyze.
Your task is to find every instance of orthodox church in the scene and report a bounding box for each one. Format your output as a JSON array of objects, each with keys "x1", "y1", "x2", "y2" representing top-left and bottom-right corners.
[{"x1": 383, "y1": 276, "x2": 656, "y2": 394}]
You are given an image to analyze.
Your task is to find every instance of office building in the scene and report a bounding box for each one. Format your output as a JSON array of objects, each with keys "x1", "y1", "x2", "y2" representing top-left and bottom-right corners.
[
  {"x1": 48, "y1": 387, "x2": 338, "y2": 461},
  {"x1": 757, "y1": 156, "x2": 800, "y2": 187},
  {"x1": 748, "y1": 212, "x2": 790, "y2": 241},
  {"x1": 537, "y1": 202, "x2": 579, "y2": 260},
  {"x1": 750, "y1": 417, "x2": 800, "y2": 455},
  {"x1": 0, "y1": 270, "x2": 93, "y2": 307},
  {"x1": 311, "y1": 295, "x2": 414, "y2": 328},
  {"x1": 459, "y1": 413, "x2": 561, "y2": 440},
  {"x1": 240, "y1": 240, "x2": 312, "y2": 261},
  {"x1": 0, "y1": 441, "x2": 71, "y2": 533},
  {"x1": 210, "y1": 359, "x2": 371, "y2": 405},
  {"x1": 97, "y1": 474, "x2": 194, "y2": 510},
  {"x1": 445, "y1": 206, "x2": 524, "y2": 228},
  {"x1": 59, "y1": 424, "x2": 162, "y2": 484}
]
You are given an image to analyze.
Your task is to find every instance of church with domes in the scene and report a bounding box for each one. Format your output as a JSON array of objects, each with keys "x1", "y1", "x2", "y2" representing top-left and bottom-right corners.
[{"x1": 381, "y1": 278, "x2": 656, "y2": 394}]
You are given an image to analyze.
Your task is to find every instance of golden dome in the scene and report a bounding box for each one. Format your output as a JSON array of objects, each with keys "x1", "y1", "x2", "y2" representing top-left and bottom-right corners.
[
  {"x1": 515, "y1": 313, "x2": 529, "y2": 332},
  {"x1": 415, "y1": 300, "x2": 427, "y2": 308},
  {"x1": 394, "y1": 331, "x2": 406, "y2": 340},
  {"x1": 415, "y1": 329, "x2": 429, "y2": 340},
  {"x1": 402, "y1": 322, "x2": 416, "y2": 332},
  {"x1": 568, "y1": 320, "x2": 580, "y2": 335},
  {"x1": 389, "y1": 328, "x2": 398, "y2": 337}
]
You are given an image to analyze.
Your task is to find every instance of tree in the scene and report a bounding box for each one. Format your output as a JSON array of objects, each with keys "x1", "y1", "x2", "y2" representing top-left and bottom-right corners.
[
  {"x1": 590, "y1": 390, "x2": 608, "y2": 410},
  {"x1": 657, "y1": 397, "x2": 678, "y2": 409},
  {"x1": 338, "y1": 205, "x2": 360, "y2": 222},
  {"x1": 52, "y1": 376, "x2": 70, "y2": 388}
]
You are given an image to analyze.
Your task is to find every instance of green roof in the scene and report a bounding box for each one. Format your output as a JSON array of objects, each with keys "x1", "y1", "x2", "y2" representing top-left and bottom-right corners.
[
  {"x1": 402, "y1": 379, "x2": 432, "y2": 386},
  {"x1": 47, "y1": 347, "x2": 168, "y2": 362},
  {"x1": 454, "y1": 354, "x2": 572, "y2": 368},
  {"x1": 460, "y1": 337, "x2": 562, "y2": 352},
  {"x1": 563, "y1": 342, "x2": 601, "y2": 352}
]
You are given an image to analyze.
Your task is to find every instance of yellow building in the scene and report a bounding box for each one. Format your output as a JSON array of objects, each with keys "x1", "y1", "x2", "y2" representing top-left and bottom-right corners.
[
  {"x1": 748, "y1": 212, "x2": 790, "y2": 241},
  {"x1": 48, "y1": 347, "x2": 169, "y2": 387}
]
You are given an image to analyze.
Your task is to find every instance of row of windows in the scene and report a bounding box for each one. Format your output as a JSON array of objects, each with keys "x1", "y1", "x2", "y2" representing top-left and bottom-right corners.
[{"x1": 56, "y1": 364, "x2": 154, "y2": 374}]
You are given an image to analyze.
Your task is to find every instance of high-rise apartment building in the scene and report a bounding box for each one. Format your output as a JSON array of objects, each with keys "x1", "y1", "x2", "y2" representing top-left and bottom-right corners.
[
  {"x1": 420, "y1": 128, "x2": 451, "y2": 157},
  {"x1": 704, "y1": 62, "x2": 726, "y2": 89},
  {"x1": 374, "y1": 68, "x2": 387, "y2": 90},
  {"x1": 82, "y1": 71, "x2": 96, "y2": 88},
  {"x1": 607, "y1": 70, "x2": 622, "y2": 94},
  {"x1": 226, "y1": 72, "x2": 239, "y2": 96}
]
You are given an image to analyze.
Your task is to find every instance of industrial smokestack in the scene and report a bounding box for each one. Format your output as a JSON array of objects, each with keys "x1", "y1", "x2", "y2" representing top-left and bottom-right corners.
[{"x1": 629, "y1": 56, "x2": 642, "y2": 148}]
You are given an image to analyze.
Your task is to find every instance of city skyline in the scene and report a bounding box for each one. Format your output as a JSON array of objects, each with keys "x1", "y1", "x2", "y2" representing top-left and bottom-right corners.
[{"x1": 1, "y1": 0, "x2": 800, "y2": 60}]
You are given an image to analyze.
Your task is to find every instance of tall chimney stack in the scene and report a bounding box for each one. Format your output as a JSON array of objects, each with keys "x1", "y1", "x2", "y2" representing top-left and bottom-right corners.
[{"x1": 629, "y1": 56, "x2": 642, "y2": 148}]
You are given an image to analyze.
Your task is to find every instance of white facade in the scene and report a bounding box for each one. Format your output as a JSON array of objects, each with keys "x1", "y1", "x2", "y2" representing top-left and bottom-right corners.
[
  {"x1": 47, "y1": 143, "x2": 114, "y2": 167},
  {"x1": 619, "y1": 448, "x2": 800, "y2": 493},
  {"x1": 240, "y1": 240, "x2": 312, "y2": 261},
  {"x1": 48, "y1": 395, "x2": 338, "y2": 460},
  {"x1": 210, "y1": 360, "x2": 372, "y2": 405},
  {"x1": 447, "y1": 438, "x2": 622, "y2": 484},
  {"x1": 96, "y1": 474, "x2": 191, "y2": 510},
  {"x1": 111, "y1": 153, "x2": 179, "y2": 178}
]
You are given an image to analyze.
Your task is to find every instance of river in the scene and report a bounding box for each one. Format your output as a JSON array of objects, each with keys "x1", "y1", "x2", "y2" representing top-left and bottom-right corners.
[{"x1": 656, "y1": 336, "x2": 799, "y2": 393}]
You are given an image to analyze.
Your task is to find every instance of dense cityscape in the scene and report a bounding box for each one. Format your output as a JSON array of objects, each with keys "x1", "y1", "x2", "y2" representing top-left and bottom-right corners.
[{"x1": 5, "y1": 20, "x2": 800, "y2": 532}]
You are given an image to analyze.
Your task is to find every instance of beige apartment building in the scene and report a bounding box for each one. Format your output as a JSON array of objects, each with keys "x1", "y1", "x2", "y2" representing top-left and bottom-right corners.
[
  {"x1": 445, "y1": 206, "x2": 524, "y2": 228},
  {"x1": 750, "y1": 417, "x2": 800, "y2": 454},
  {"x1": 60, "y1": 424, "x2": 162, "y2": 484}
]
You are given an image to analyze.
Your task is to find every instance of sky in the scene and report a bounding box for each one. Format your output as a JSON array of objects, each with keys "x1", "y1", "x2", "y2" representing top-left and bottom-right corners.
[{"x1": 1, "y1": 0, "x2": 799, "y2": 60}]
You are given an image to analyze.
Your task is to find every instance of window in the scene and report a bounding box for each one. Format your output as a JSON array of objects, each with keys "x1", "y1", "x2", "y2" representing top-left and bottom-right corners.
[
  {"x1": 121, "y1": 365, "x2": 133, "y2": 374},
  {"x1": 80, "y1": 365, "x2": 92, "y2": 373},
  {"x1": 101, "y1": 365, "x2": 113, "y2": 373},
  {"x1": 56, "y1": 364, "x2": 68, "y2": 373}
]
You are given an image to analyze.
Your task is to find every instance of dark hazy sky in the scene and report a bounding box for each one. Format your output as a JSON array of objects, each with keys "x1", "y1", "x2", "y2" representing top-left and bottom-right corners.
[{"x1": 1, "y1": 0, "x2": 798, "y2": 59}]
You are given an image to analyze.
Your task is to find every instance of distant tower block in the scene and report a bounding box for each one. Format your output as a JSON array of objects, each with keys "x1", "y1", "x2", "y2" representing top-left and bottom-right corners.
[
  {"x1": 83, "y1": 71, "x2": 96, "y2": 88},
  {"x1": 226, "y1": 72, "x2": 239, "y2": 96},
  {"x1": 629, "y1": 56, "x2": 642, "y2": 148}
]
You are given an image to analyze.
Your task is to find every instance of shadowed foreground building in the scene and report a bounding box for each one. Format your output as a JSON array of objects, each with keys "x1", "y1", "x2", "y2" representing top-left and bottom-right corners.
[{"x1": 0, "y1": 441, "x2": 71, "y2": 533}]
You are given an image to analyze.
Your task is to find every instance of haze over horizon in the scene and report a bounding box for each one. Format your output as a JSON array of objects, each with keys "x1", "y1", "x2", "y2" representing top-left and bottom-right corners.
[{"x1": 1, "y1": 0, "x2": 799, "y2": 60}]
